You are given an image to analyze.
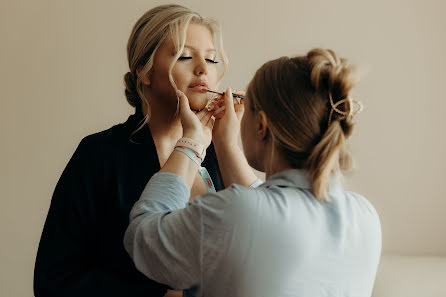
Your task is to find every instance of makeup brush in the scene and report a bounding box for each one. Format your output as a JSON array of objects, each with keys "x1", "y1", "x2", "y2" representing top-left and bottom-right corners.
[{"x1": 205, "y1": 89, "x2": 244, "y2": 101}]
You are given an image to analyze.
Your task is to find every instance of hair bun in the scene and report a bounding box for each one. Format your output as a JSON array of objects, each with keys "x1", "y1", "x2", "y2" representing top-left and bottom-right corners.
[
  {"x1": 307, "y1": 48, "x2": 360, "y2": 128},
  {"x1": 124, "y1": 71, "x2": 140, "y2": 108},
  {"x1": 307, "y1": 48, "x2": 358, "y2": 97}
]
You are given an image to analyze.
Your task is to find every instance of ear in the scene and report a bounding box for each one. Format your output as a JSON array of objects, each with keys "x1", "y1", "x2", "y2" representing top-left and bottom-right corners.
[
  {"x1": 256, "y1": 110, "x2": 269, "y2": 141},
  {"x1": 136, "y1": 67, "x2": 151, "y2": 86}
]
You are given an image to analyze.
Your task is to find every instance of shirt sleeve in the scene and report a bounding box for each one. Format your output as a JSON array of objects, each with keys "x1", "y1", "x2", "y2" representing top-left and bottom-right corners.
[
  {"x1": 249, "y1": 178, "x2": 264, "y2": 188},
  {"x1": 124, "y1": 172, "x2": 202, "y2": 290}
]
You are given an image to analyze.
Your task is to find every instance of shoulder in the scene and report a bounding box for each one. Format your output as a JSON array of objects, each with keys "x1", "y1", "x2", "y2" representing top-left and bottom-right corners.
[
  {"x1": 74, "y1": 117, "x2": 133, "y2": 159},
  {"x1": 343, "y1": 190, "x2": 380, "y2": 217},
  {"x1": 80, "y1": 121, "x2": 128, "y2": 148},
  {"x1": 215, "y1": 183, "x2": 261, "y2": 207},
  {"x1": 343, "y1": 190, "x2": 382, "y2": 249},
  {"x1": 194, "y1": 184, "x2": 262, "y2": 222},
  {"x1": 341, "y1": 190, "x2": 382, "y2": 234}
]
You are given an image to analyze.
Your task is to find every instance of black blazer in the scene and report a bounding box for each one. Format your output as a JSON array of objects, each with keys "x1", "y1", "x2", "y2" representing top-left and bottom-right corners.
[{"x1": 34, "y1": 111, "x2": 224, "y2": 297}]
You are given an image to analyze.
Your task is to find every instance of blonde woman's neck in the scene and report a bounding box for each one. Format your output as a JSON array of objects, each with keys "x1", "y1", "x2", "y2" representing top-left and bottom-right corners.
[{"x1": 142, "y1": 98, "x2": 183, "y2": 150}]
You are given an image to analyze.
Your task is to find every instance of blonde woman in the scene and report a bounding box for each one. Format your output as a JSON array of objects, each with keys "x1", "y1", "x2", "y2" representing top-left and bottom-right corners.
[
  {"x1": 34, "y1": 5, "x2": 257, "y2": 297},
  {"x1": 124, "y1": 49, "x2": 382, "y2": 297}
]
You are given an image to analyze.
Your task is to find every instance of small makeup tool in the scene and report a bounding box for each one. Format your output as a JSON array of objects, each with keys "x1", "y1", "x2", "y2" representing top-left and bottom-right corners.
[{"x1": 205, "y1": 89, "x2": 244, "y2": 103}]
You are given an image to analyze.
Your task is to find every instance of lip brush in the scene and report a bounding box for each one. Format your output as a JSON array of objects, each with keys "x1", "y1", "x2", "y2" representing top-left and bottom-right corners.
[{"x1": 205, "y1": 89, "x2": 244, "y2": 100}]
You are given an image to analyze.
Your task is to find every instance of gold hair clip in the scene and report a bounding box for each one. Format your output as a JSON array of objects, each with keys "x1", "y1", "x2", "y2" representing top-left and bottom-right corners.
[{"x1": 328, "y1": 92, "x2": 363, "y2": 125}]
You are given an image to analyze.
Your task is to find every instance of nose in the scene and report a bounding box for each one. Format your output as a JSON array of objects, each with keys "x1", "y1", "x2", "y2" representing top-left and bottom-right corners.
[{"x1": 194, "y1": 58, "x2": 208, "y2": 76}]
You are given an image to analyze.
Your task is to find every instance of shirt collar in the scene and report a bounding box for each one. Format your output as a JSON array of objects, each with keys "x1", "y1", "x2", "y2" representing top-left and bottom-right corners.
[
  {"x1": 124, "y1": 111, "x2": 153, "y2": 145},
  {"x1": 260, "y1": 169, "x2": 312, "y2": 189},
  {"x1": 122, "y1": 110, "x2": 218, "y2": 160},
  {"x1": 260, "y1": 168, "x2": 342, "y2": 192}
]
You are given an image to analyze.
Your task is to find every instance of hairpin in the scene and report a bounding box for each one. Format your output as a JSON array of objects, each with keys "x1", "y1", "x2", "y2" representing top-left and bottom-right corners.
[{"x1": 328, "y1": 92, "x2": 363, "y2": 125}]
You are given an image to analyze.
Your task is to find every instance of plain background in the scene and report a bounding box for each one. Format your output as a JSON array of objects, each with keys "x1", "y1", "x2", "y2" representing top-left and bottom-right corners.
[{"x1": 1, "y1": 0, "x2": 445, "y2": 296}]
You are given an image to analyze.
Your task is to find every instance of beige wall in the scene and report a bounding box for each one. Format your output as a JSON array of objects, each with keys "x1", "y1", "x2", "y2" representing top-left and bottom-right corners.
[{"x1": 1, "y1": 0, "x2": 445, "y2": 296}]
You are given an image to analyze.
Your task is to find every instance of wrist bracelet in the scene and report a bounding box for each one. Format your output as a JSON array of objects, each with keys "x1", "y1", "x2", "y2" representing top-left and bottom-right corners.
[
  {"x1": 174, "y1": 146, "x2": 216, "y2": 193},
  {"x1": 174, "y1": 146, "x2": 203, "y2": 165},
  {"x1": 175, "y1": 137, "x2": 206, "y2": 161}
]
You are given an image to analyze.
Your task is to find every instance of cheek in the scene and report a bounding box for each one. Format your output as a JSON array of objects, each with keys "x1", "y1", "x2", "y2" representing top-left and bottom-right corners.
[
  {"x1": 208, "y1": 66, "x2": 218, "y2": 88},
  {"x1": 170, "y1": 64, "x2": 189, "y2": 90}
]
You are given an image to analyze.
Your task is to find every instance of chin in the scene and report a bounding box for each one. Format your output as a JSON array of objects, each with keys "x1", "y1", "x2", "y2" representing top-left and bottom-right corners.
[{"x1": 188, "y1": 94, "x2": 208, "y2": 110}]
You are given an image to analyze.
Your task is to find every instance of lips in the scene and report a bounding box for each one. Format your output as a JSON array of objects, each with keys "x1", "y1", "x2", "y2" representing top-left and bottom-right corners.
[{"x1": 189, "y1": 81, "x2": 208, "y2": 89}]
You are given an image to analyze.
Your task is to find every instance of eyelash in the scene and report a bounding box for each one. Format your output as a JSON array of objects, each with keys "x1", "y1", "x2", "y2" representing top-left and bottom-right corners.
[{"x1": 178, "y1": 57, "x2": 219, "y2": 64}]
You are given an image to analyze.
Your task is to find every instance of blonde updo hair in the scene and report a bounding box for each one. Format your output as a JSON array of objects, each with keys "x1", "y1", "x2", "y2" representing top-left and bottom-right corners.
[
  {"x1": 246, "y1": 49, "x2": 360, "y2": 202},
  {"x1": 124, "y1": 5, "x2": 228, "y2": 127}
]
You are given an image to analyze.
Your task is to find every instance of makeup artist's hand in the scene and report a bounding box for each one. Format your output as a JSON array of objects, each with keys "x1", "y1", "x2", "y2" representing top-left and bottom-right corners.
[
  {"x1": 176, "y1": 90, "x2": 214, "y2": 149},
  {"x1": 211, "y1": 87, "x2": 245, "y2": 147}
]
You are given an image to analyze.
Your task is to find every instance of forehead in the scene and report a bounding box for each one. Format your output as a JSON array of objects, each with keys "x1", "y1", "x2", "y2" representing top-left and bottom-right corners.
[
  {"x1": 160, "y1": 23, "x2": 216, "y2": 53},
  {"x1": 184, "y1": 23, "x2": 215, "y2": 49}
]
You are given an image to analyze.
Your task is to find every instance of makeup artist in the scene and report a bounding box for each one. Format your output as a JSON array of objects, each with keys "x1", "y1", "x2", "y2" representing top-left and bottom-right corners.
[{"x1": 124, "y1": 48, "x2": 382, "y2": 297}]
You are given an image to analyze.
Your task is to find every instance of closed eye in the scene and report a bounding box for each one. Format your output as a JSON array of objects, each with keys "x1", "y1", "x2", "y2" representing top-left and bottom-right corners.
[
  {"x1": 178, "y1": 57, "x2": 218, "y2": 64},
  {"x1": 206, "y1": 59, "x2": 218, "y2": 64}
]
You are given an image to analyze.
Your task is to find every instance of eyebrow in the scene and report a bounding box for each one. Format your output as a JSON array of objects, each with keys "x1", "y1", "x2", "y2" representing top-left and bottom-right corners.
[{"x1": 183, "y1": 45, "x2": 216, "y2": 53}]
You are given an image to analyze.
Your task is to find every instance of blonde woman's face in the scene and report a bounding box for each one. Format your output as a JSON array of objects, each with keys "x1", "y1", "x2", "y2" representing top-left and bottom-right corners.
[{"x1": 149, "y1": 23, "x2": 219, "y2": 111}]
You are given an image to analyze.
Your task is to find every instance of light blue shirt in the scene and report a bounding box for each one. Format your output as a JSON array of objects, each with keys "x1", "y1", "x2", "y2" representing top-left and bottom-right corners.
[{"x1": 124, "y1": 169, "x2": 381, "y2": 297}]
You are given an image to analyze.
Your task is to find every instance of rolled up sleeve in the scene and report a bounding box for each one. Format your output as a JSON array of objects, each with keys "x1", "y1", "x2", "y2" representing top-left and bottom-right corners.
[{"x1": 123, "y1": 172, "x2": 202, "y2": 290}]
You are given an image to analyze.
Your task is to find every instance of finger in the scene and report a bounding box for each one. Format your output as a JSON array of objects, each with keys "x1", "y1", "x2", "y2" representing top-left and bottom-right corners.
[
  {"x1": 200, "y1": 110, "x2": 213, "y2": 125},
  {"x1": 205, "y1": 115, "x2": 215, "y2": 129},
  {"x1": 209, "y1": 96, "x2": 223, "y2": 107},
  {"x1": 176, "y1": 90, "x2": 192, "y2": 115},
  {"x1": 213, "y1": 110, "x2": 225, "y2": 120},
  {"x1": 223, "y1": 87, "x2": 236, "y2": 116},
  {"x1": 234, "y1": 101, "x2": 245, "y2": 119},
  {"x1": 214, "y1": 110, "x2": 226, "y2": 120},
  {"x1": 208, "y1": 96, "x2": 224, "y2": 110},
  {"x1": 213, "y1": 94, "x2": 224, "y2": 102},
  {"x1": 233, "y1": 90, "x2": 246, "y2": 96},
  {"x1": 195, "y1": 108, "x2": 208, "y2": 120},
  {"x1": 214, "y1": 98, "x2": 237, "y2": 109},
  {"x1": 214, "y1": 105, "x2": 226, "y2": 117},
  {"x1": 204, "y1": 111, "x2": 215, "y2": 125},
  {"x1": 217, "y1": 100, "x2": 226, "y2": 109},
  {"x1": 232, "y1": 90, "x2": 245, "y2": 104}
]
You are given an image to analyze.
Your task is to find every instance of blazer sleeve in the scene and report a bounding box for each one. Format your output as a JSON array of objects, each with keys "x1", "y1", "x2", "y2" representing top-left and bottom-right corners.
[{"x1": 33, "y1": 139, "x2": 165, "y2": 297}]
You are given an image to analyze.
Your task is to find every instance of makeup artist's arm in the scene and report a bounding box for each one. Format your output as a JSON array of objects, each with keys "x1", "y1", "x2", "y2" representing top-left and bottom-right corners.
[{"x1": 212, "y1": 88, "x2": 260, "y2": 188}]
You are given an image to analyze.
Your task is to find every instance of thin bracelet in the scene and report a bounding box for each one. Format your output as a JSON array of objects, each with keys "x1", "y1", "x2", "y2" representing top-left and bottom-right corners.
[
  {"x1": 174, "y1": 146, "x2": 216, "y2": 193},
  {"x1": 175, "y1": 138, "x2": 206, "y2": 160}
]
